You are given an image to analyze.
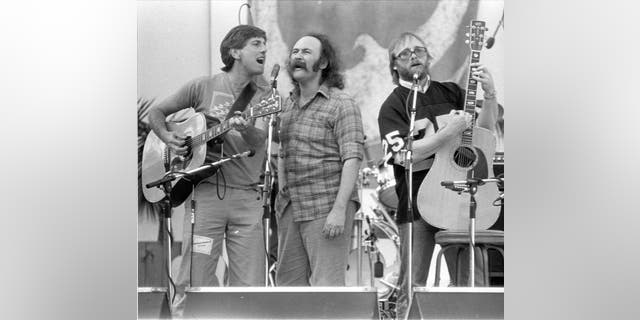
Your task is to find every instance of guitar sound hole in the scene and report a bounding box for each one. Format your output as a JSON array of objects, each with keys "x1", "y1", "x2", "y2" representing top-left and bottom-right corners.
[{"x1": 454, "y1": 146, "x2": 476, "y2": 168}]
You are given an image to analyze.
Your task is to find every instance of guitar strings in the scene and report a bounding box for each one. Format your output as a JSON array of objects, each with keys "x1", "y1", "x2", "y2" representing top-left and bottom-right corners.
[{"x1": 179, "y1": 98, "x2": 275, "y2": 149}]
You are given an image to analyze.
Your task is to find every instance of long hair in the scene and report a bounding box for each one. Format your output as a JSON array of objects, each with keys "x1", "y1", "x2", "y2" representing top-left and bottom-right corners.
[
  {"x1": 220, "y1": 25, "x2": 266, "y2": 72},
  {"x1": 290, "y1": 33, "x2": 344, "y2": 90}
]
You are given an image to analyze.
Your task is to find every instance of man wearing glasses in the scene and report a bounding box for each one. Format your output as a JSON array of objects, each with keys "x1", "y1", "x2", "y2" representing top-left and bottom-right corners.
[{"x1": 377, "y1": 32, "x2": 499, "y2": 318}]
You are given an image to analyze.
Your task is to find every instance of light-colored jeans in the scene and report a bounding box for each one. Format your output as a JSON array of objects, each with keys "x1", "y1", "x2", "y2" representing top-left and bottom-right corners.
[
  {"x1": 275, "y1": 201, "x2": 356, "y2": 286},
  {"x1": 172, "y1": 183, "x2": 265, "y2": 316}
]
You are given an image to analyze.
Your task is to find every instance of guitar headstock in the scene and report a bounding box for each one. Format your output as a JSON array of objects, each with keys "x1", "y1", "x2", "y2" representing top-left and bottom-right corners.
[
  {"x1": 465, "y1": 20, "x2": 487, "y2": 51},
  {"x1": 249, "y1": 95, "x2": 282, "y2": 118}
]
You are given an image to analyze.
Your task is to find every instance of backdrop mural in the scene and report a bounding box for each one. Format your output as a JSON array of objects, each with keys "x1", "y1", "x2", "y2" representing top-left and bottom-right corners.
[{"x1": 250, "y1": 0, "x2": 500, "y2": 156}]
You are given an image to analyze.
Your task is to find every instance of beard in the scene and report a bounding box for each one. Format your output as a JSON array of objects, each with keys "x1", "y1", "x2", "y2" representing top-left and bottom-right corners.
[{"x1": 398, "y1": 64, "x2": 428, "y2": 82}]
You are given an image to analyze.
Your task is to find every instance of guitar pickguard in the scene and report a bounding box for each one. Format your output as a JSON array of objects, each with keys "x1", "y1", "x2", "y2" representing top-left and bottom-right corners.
[{"x1": 466, "y1": 146, "x2": 489, "y2": 179}]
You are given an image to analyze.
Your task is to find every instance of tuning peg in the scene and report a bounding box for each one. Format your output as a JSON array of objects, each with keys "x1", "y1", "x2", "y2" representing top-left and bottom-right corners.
[
  {"x1": 465, "y1": 33, "x2": 469, "y2": 37},
  {"x1": 465, "y1": 40, "x2": 469, "y2": 44}
]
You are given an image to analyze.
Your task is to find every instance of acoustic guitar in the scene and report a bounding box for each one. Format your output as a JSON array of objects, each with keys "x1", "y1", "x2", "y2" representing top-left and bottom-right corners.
[
  {"x1": 416, "y1": 20, "x2": 500, "y2": 230},
  {"x1": 141, "y1": 95, "x2": 280, "y2": 206}
]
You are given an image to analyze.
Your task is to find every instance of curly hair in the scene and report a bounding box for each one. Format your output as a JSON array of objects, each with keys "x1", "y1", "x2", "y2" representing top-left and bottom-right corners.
[
  {"x1": 220, "y1": 25, "x2": 266, "y2": 72},
  {"x1": 290, "y1": 33, "x2": 344, "y2": 90}
]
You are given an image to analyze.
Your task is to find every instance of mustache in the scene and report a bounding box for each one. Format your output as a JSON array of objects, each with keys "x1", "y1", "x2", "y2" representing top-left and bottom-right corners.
[{"x1": 288, "y1": 59, "x2": 308, "y2": 71}]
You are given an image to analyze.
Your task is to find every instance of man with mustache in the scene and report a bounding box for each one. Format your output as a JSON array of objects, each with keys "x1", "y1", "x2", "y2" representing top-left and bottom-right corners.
[
  {"x1": 147, "y1": 25, "x2": 271, "y2": 315},
  {"x1": 377, "y1": 32, "x2": 499, "y2": 318},
  {"x1": 275, "y1": 33, "x2": 364, "y2": 286}
]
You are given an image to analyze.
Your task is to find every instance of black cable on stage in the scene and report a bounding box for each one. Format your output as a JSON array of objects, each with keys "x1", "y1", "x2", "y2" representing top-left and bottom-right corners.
[{"x1": 164, "y1": 221, "x2": 177, "y2": 304}]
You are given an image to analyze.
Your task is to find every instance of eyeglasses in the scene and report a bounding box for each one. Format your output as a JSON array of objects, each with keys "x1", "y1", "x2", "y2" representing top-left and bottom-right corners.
[{"x1": 396, "y1": 46, "x2": 428, "y2": 60}]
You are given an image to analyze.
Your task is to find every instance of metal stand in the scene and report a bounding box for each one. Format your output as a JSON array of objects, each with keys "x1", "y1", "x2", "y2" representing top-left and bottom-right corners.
[
  {"x1": 160, "y1": 182, "x2": 175, "y2": 307},
  {"x1": 441, "y1": 177, "x2": 503, "y2": 287},
  {"x1": 354, "y1": 167, "x2": 375, "y2": 287},
  {"x1": 260, "y1": 91, "x2": 280, "y2": 286},
  {"x1": 145, "y1": 151, "x2": 256, "y2": 300},
  {"x1": 400, "y1": 76, "x2": 420, "y2": 319},
  {"x1": 259, "y1": 72, "x2": 281, "y2": 286},
  {"x1": 354, "y1": 209, "x2": 364, "y2": 286}
]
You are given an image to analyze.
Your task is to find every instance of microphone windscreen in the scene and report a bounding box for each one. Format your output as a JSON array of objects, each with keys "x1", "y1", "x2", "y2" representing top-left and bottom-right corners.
[
  {"x1": 270, "y1": 64, "x2": 280, "y2": 80},
  {"x1": 441, "y1": 181, "x2": 454, "y2": 187},
  {"x1": 486, "y1": 37, "x2": 495, "y2": 49}
]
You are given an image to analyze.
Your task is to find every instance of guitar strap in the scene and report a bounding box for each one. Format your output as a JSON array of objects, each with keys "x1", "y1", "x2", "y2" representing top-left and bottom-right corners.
[
  {"x1": 225, "y1": 81, "x2": 257, "y2": 119},
  {"x1": 205, "y1": 81, "x2": 257, "y2": 142}
]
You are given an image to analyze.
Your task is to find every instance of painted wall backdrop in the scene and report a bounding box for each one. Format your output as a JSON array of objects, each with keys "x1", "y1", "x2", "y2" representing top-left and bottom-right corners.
[{"x1": 250, "y1": 0, "x2": 503, "y2": 155}]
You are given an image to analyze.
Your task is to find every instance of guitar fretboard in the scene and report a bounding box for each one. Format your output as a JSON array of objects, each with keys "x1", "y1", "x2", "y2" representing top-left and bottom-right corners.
[
  {"x1": 190, "y1": 118, "x2": 235, "y2": 147},
  {"x1": 461, "y1": 50, "x2": 481, "y2": 146},
  {"x1": 185, "y1": 96, "x2": 278, "y2": 147}
]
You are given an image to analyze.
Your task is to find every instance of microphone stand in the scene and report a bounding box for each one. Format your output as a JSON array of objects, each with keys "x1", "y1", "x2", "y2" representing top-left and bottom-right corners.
[
  {"x1": 145, "y1": 151, "x2": 255, "y2": 296},
  {"x1": 402, "y1": 76, "x2": 419, "y2": 318},
  {"x1": 156, "y1": 181, "x2": 175, "y2": 308},
  {"x1": 441, "y1": 177, "x2": 503, "y2": 287},
  {"x1": 260, "y1": 84, "x2": 280, "y2": 287},
  {"x1": 353, "y1": 168, "x2": 371, "y2": 287}
]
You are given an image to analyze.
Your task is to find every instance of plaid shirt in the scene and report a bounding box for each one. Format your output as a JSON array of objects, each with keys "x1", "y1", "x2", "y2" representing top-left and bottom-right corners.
[{"x1": 275, "y1": 85, "x2": 364, "y2": 222}]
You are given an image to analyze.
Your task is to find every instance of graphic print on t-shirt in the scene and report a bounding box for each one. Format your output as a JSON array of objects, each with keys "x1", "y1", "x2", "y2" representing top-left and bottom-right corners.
[
  {"x1": 207, "y1": 90, "x2": 234, "y2": 121},
  {"x1": 388, "y1": 117, "x2": 436, "y2": 171}
]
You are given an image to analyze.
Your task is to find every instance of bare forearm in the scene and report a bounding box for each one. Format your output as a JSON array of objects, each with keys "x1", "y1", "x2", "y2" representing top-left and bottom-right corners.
[
  {"x1": 476, "y1": 98, "x2": 498, "y2": 131},
  {"x1": 148, "y1": 108, "x2": 170, "y2": 139},
  {"x1": 332, "y1": 158, "x2": 361, "y2": 211},
  {"x1": 239, "y1": 125, "x2": 268, "y2": 148},
  {"x1": 411, "y1": 131, "x2": 451, "y2": 162}
]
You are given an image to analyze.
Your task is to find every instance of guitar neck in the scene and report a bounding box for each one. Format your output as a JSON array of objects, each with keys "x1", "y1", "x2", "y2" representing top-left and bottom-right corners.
[
  {"x1": 184, "y1": 95, "x2": 280, "y2": 147},
  {"x1": 191, "y1": 110, "x2": 250, "y2": 147},
  {"x1": 461, "y1": 49, "x2": 481, "y2": 145}
]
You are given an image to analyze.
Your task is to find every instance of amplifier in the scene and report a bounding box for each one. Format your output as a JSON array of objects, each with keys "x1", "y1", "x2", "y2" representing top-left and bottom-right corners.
[
  {"x1": 138, "y1": 287, "x2": 170, "y2": 319},
  {"x1": 408, "y1": 287, "x2": 504, "y2": 319},
  {"x1": 184, "y1": 286, "x2": 379, "y2": 319}
]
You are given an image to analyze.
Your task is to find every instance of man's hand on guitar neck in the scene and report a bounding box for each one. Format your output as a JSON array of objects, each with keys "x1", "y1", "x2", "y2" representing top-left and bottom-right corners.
[
  {"x1": 470, "y1": 62, "x2": 499, "y2": 130},
  {"x1": 229, "y1": 111, "x2": 251, "y2": 133},
  {"x1": 470, "y1": 62, "x2": 495, "y2": 94},
  {"x1": 229, "y1": 111, "x2": 268, "y2": 148}
]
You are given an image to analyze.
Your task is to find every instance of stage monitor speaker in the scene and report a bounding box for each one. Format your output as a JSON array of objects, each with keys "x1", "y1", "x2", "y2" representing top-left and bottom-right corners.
[
  {"x1": 408, "y1": 287, "x2": 504, "y2": 319},
  {"x1": 184, "y1": 287, "x2": 379, "y2": 319},
  {"x1": 138, "y1": 287, "x2": 171, "y2": 319}
]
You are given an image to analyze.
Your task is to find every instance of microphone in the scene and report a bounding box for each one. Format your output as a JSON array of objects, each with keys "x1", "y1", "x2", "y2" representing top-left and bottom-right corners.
[
  {"x1": 234, "y1": 149, "x2": 255, "y2": 158},
  {"x1": 412, "y1": 73, "x2": 419, "y2": 83},
  {"x1": 146, "y1": 150, "x2": 255, "y2": 189},
  {"x1": 186, "y1": 150, "x2": 255, "y2": 174},
  {"x1": 441, "y1": 178, "x2": 486, "y2": 187},
  {"x1": 270, "y1": 64, "x2": 280, "y2": 88},
  {"x1": 485, "y1": 37, "x2": 495, "y2": 49},
  {"x1": 486, "y1": 11, "x2": 504, "y2": 49}
]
